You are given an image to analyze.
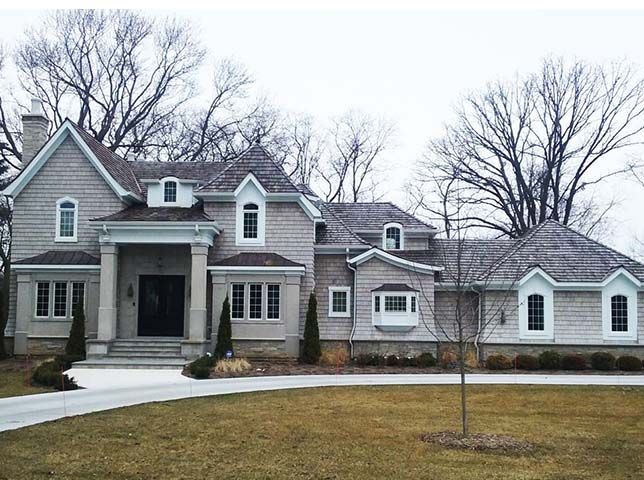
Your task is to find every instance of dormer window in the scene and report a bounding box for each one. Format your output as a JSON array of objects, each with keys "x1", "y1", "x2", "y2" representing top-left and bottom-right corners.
[
  {"x1": 163, "y1": 180, "x2": 177, "y2": 203},
  {"x1": 55, "y1": 197, "x2": 78, "y2": 242},
  {"x1": 383, "y1": 223, "x2": 404, "y2": 250},
  {"x1": 243, "y1": 203, "x2": 259, "y2": 239}
]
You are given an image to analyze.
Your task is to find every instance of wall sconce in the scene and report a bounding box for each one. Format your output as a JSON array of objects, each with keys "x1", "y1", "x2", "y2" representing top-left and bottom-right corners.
[{"x1": 127, "y1": 283, "x2": 134, "y2": 298}]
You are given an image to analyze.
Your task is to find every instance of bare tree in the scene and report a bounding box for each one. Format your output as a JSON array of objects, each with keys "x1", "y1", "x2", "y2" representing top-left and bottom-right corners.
[
  {"x1": 415, "y1": 57, "x2": 644, "y2": 238},
  {"x1": 319, "y1": 111, "x2": 394, "y2": 202},
  {"x1": 0, "y1": 195, "x2": 11, "y2": 359},
  {"x1": 280, "y1": 115, "x2": 325, "y2": 185}
]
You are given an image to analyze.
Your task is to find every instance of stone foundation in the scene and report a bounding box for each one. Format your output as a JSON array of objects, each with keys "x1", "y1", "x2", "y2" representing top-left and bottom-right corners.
[
  {"x1": 350, "y1": 340, "x2": 439, "y2": 357},
  {"x1": 25, "y1": 337, "x2": 67, "y2": 357},
  {"x1": 482, "y1": 343, "x2": 644, "y2": 360},
  {"x1": 232, "y1": 339, "x2": 288, "y2": 358}
]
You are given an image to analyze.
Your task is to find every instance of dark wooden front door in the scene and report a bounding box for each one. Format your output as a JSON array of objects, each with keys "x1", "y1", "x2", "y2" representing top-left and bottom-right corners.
[{"x1": 138, "y1": 275, "x2": 185, "y2": 337}]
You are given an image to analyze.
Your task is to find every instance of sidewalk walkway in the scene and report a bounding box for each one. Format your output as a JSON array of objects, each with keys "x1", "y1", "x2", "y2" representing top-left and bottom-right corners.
[{"x1": 1, "y1": 370, "x2": 643, "y2": 433}]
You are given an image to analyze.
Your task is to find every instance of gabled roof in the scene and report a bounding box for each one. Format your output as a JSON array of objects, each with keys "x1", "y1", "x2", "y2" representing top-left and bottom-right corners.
[
  {"x1": 316, "y1": 203, "x2": 369, "y2": 247},
  {"x1": 371, "y1": 283, "x2": 419, "y2": 292},
  {"x1": 209, "y1": 252, "x2": 305, "y2": 268},
  {"x1": 323, "y1": 202, "x2": 435, "y2": 231},
  {"x1": 128, "y1": 161, "x2": 228, "y2": 195},
  {"x1": 91, "y1": 204, "x2": 213, "y2": 223},
  {"x1": 197, "y1": 144, "x2": 300, "y2": 194},
  {"x1": 14, "y1": 250, "x2": 100, "y2": 266},
  {"x1": 480, "y1": 220, "x2": 644, "y2": 283}
]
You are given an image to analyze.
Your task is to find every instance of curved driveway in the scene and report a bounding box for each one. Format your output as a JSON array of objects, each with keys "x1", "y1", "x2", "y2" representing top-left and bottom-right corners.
[{"x1": 1, "y1": 369, "x2": 643, "y2": 432}]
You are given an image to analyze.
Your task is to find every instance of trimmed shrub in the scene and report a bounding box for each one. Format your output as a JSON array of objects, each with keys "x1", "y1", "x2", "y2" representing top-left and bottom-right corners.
[
  {"x1": 400, "y1": 356, "x2": 417, "y2": 367},
  {"x1": 192, "y1": 365, "x2": 211, "y2": 379},
  {"x1": 561, "y1": 353, "x2": 586, "y2": 370},
  {"x1": 514, "y1": 354, "x2": 539, "y2": 370},
  {"x1": 486, "y1": 354, "x2": 513, "y2": 370},
  {"x1": 616, "y1": 355, "x2": 643, "y2": 372},
  {"x1": 65, "y1": 302, "x2": 86, "y2": 358},
  {"x1": 32, "y1": 359, "x2": 78, "y2": 390},
  {"x1": 590, "y1": 352, "x2": 616, "y2": 371},
  {"x1": 416, "y1": 352, "x2": 437, "y2": 368},
  {"x1": 385, "y1": 354, "x2": 400, "y2": 367},
  {"x1": 214, "y1": 296, "x2": 233, "y2": 359},
  {"x1": 355, "y1": 353, "x2": 370, "y2": 367},
  {"x1": 301, "y1": 293, "x2": 321, "y2": 364},
  {"x1": 538, "y1": 350, "x2": 561, "y2": 370},
  {"x1": 188, "y1": 355, "x2": 214, "y2": 378}
]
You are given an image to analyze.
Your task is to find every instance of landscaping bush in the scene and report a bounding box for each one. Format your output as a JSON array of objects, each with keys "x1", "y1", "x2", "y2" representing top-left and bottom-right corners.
[
  {"x1": 401, "y1": 356, "x2": 417, "y2": 367},
  {"x1": 486, "y1": 354, "x2": 513, "y2": 370},
  {"x1": 214, "y1": 296, "x2": 233, "y2": 359},
  {"x1": 354, "y1": 353, "x2": 385, "y2": 366},
  {"x1": 439, "y1": 349, "x2": 459, "y2": 369},
  {"x1": 514, "y1": 354, "x2": 539, "y2": 370},
  {"x1": 538, "y1": 350, "x2": 561, "y2": 370},
  {"x1": 561, "y1": 353, "x2": 587, "y2": 370},
  {"x1": 301, "y1": 293, "x2": 321, "y2": 364},
  {"x1": 385, "y1": 354, "x2": 400, "y2": 367},
  {"x1": 416, "y1": 352, "x2": 437, "y2": 368},
  {"x1": 616, "y1": 355, "x2": 643, "y2": 371},
  {"x1": 192, "y1": 365, "x2": 211, "y2": 379},
  {"x1": 214, "y1": 358, "x2": 251, "y2": 374},
  {"x1": 188, "y1": 355, "x2": 215, "y2": 378},
  {"x1": 32, "y1": 359, "x2": 78, "y2": 390},
  {"x1": 590, "y1": 352, "x2": 616, "y2": 371},
  {"x1": 354, "y1": 353, "x2": 370, "y2": 367},
  {"x1": 319, "y1": 347, "x2": 349, "y2": 366},
  {"x1": 65, "y1": 302, "x2": 86, "y2": 358}
]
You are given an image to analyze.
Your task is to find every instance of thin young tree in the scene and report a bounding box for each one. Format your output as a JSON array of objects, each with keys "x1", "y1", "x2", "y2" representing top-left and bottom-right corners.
[
  {"x1": 301, "y1": 293, "x2": 321, "y2": 364},
  {"x1": 214, "y1": 296, "x2": 233, "y2": 359}
]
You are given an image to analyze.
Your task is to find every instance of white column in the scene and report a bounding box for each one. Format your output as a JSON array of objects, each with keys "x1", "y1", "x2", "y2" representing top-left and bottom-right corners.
[
  {"x1": 188, "y1": 244, "x2": 209, "y2": 341},
  {"x1": 284, "y1": 275, "x2": 301, "y2": 357},
  {"x1": 97, "y1": 244, "x2": 118, "y2": 341},
  {"x1": 14, "y1": 273, "x2": 32, "y2": 355}
]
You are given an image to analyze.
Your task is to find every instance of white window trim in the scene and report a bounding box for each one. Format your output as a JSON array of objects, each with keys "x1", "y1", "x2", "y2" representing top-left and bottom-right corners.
[
  {"x1": 52, "y1": 281, "x2": 69, "y2": 319},
  {"x1": 266, "y1": 284, "x2": 281, "y2": 321},
  {"x1": 371, "y1": 291, "x2": 419, "y2": 328},
  {"x1": 248, "y1": 282, "x2": 264, "y2": 320},
  {"x1": 162, "y1": 178, "x2": 179, "y2": 205},
  {"x1": 71, "y1": 281, "x2": 87, "y2": 311},
  {"x1": 601, "y1": 276, "x2": 638, "y2": 341},
  {"x1": 230, "y1": 283, "x2": 246, "y2": 320},
  {"x1": 382, "y1": 222, "x2": 404, "y2": 250},
  {"x1": 328, "y1": 286, "x2": 351, "y2": 318},
  {"x1": 235, "y1": 173, "x2": 267, "y2": 247},
  {"x1": 55, "y1": 196, "x2": 79, "y2": 242},
  {"x1": 34, "y1": 281, "x2": 51, "y2": 319},
  {"x1": 518, "y1": 288, "x2": 554, "y2": 340}
]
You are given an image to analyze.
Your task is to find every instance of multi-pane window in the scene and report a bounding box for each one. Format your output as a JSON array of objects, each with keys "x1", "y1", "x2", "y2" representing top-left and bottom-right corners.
[
  {"x1": 527, "y1": 294, "x2": 545, "y2": 331},
  {"x1": 374, "y1": 295, "x2": 380, "y2": 313},
  {"x1": 385, "y1": 226, "x2": 401, "y2": 250},
  {"x1": 331, "y1": 290, "x2": 348, "y2": 315},
  {"x1": 243, "y1": 203, "x2": 259, "y2": 239},
  {"x1": 231, "y1": 284, "x2": 245, "y2": 319},
  {"x1": 71, "y1": 282, "x2": 85, "y2": 311},
  {"x1": 267, "y1": 284, "x2": 280, "y2": 320},
  {"x1": 249, "y1": 284, "x2": 263, "y2": 320},
  {"x1": 53, "y1": 282, "x2": 68, "y2": 317},
  {"x1": 384, "y1": 295, "x2": 407, "y2": 312},
  {"x1": 611, "y1": 295, "x2": 628, "y2": 332},
  {"x1": 164, "y1": 181, "x2": 177, "y2": 203},
  {"x1": 411, "y1": 296, "x2": 417, "y2": 313},
  {"x1": 35, "y1": 282, "x2": 50, "y2": 317},
  {"x1": 57, "y1": 199, "x2": 77, "y2": 240}
]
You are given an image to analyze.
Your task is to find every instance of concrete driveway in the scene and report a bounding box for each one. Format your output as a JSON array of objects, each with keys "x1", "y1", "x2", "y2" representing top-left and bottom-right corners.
[{"x1": 1, "y1": 369, "x2": 643, "y2": 433}]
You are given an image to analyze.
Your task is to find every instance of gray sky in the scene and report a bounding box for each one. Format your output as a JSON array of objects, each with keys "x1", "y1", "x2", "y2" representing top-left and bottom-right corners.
[{"x1": 2, "y1": 7, "x2": 644, "y2": 253}]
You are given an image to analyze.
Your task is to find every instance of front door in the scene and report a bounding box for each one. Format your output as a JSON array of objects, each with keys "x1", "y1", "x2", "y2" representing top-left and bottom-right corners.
[{"x1": 138, "y1": 275, "x2": 185, "y2": 337}]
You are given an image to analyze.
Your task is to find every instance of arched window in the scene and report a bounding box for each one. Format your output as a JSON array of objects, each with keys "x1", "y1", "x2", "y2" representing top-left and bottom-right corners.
[
  {"x1": 383, "y1": 224, "x2": 403, "y2": 250},
  {"x1": 611, "y1": 294, "x2": 628, "y2": 332},
  {"x1": 527, "y1": 294, "x2": 544, "y2": 331},
  {"x1": 56, "y1": 197, "x2": 78, "y2": 242},
  {"x1": 163, "y1": 180, "x2": 177, "y2": 203},
  {"x1": 243, "y1": 203, "x2": 259, "y2": 239}
]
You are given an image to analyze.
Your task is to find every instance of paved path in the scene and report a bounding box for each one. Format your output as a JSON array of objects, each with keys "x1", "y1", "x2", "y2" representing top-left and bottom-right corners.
[{"x1": 1, "y1": 370, "x2": 643, "y2": 433}]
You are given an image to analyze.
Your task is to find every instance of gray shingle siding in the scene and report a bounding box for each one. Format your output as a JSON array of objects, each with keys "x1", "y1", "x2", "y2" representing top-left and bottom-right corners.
[{"x1": 314, "y1": 254, "x2": 354, "y2": 340}]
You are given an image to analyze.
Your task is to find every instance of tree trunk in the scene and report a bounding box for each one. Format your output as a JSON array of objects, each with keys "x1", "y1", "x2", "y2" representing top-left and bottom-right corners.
[
  {"x1": 459, "y1": 341, "x2": 468, "y2": 436},
  {"x1": 0, "y1": 263, "x2": 10, "y2": 359}
]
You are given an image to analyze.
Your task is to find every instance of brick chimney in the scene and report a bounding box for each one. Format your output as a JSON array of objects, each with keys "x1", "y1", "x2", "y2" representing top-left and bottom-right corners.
[{"x1": 21, "y1": 98, "x2": 50, "y2": 167}]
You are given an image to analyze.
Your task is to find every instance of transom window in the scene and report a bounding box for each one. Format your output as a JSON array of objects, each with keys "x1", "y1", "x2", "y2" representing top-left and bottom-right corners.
[
  {"x1": 527, "y1": 294, "x2": 545, "y2": 331},
  {"x1": 163, "y1": 181, "x2": 177, "y2": 203},
  {"x1": 243, "y1": 203, "x2": 259, "y2": 239},
  {"x1": 611, "y1": 295, "x2": 628, "y2": 332},
  {"x1": 385, "y1": 226, "x2": 402, "y2": 250},
  {"x1": 56, "y1": 197, "x2": 78, "y2": 241},
  {"x1": 329, "y1": 287, "x2": 351, "y2": 317},
  {"x1": 384, "y1": 295, "x2": 407, "y2": 312}
]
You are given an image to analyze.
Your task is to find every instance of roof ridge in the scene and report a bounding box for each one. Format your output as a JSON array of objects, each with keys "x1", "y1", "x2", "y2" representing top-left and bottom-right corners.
[
  {"x1": 195, "y1": 145, "x2": 251, "y2": 191},
  {"x1": 319, "y1": 203, "x2": 369, "y2": 245}
]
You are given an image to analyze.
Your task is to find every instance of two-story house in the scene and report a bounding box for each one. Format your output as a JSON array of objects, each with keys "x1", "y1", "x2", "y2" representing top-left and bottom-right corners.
[{"x1": 3, "y1": 99, "x2": 644, "y2": 367}]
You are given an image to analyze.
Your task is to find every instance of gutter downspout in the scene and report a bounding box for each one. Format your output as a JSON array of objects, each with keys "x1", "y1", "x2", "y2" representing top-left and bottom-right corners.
[
  {"x1": 347, "y1": 248, "x2": 358, "y2": 358},
  {"x1": 471, "y1": 285, "x2": 482, "y2": 362}
]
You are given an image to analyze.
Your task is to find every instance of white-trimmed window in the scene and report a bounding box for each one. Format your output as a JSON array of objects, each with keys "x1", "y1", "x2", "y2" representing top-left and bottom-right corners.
[
  {"x1": 163, "y1": 180, "x2": 177, "y2": 203},
  {"x1": 371, "y1": 288, "x2": 419, "y2": 330},
  {"x1": 267, "y1": 284, "x2": 281, "y2": 320},
  {"x1": 35, "y1": 282, "x2": 50, "y2": 318},
  {"x1": 235, "y1": 175, "x2": 266, "y2": 246},
  {"x1": 55, "y1": 197, "x2": 78, "y2": 242},
  {"x1": 601, "y1": 274, "x2": 638, "y2": 340},
  {"x1": 329, "y1": 287, "x2": 351, "y2": 317},
  {"x1": 611, "y1": 295, "x2": 628, "y2": 332},
  {"x1": 527, "y1": 294, "x2": 545, "y2": 331},
  {"x1": 518, "y1": 273, "x2": 554, "y2": 340},
  {"x1": 53, "y1": 282, "x2": 68, "y2": 318},
  {"x1": 243, "y1": 203, "x2": 259, "y2": 239},
  {"x1": 231, "y1": 284, "x2": 245, "y2": 320},
  {"x1": 34, "y1": 280, "x2": 85, "y2": 319},
  {"x1": 71, "y1": 281, "x2": 86, "y2": 311},
  {"x1": 229, "y1": 283, "x2": 281, "y2": 321},
  {"x1": 382, "y1": 223, "x2": 404, "y2": 250},
  {"x1": 249, "y1": 283, "x2": 263, "y2": 320}
]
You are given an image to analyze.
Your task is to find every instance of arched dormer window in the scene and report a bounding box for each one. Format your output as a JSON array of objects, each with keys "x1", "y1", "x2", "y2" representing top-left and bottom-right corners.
[
  {"x1": 527, "y1": 294, "x2": 545, "y2": 331},
  {"x1": 55, "y1": 197, "x2": 78, "y2": 242},
  {"x1": 383, "y1": 223, "x2": 404, "y2": 250},
  {"x1": 243, "y1": 203, "x2": 259, "y2": 239},
  {"x1": 163, "y1": 180, "x2": 177, "y2": 203},
  {"x1": 611, "y1": 294, "x2": 628, "y2": 332}
]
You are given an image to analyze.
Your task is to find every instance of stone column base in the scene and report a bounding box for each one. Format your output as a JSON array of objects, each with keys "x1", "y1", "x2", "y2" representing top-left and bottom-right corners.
[
  {"x1": 285, "y1": 334, "x2": 300, "y2": 357},
  {"x1": 181, "y1": 340, "x2": 210, "y2": 360},
  {"x1": 86, "y1": 339, "x2": 113, "y2": 358},
  {"x1": 13, "y1": 331, "x2": 28, "y2": 356}
]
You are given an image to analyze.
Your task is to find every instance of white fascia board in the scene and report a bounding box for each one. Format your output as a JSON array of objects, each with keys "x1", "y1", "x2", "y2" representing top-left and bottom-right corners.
[
  {"x1": 207, "y1": 265, "x2": 305, "y2": 276},
  {"x1": 314, "y1": 245, "x2": 370, "y2": 254},
  {"x1": 234, "y1": 173, "x2": 268, "y2": 197},
  {"x1": 348, "y1": 248, "x2": 443, "y2": 273},
  {"x1": 297, "y1": 195, "x2": 322, "y2": 220},
  {"x1": 13, "y1": 264, "x2": 101, "y2": 271},
  {"x1": 354, "y1": 228, "x2": 437, "y2": 236},
  {"x1": 90, "y1": 221, "x2": 221, "y2": 233},
  {"x1": 2, "y1": 121, "x2": 142, "y2": 203}
]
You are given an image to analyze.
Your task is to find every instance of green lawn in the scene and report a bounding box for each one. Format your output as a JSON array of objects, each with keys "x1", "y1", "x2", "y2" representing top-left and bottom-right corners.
[
  {"x1": 1, "y1": 385, "x2": 643, "y2": 479},
  {"x1": 0, "y1": 359, "x2": 51, "y2": 398}
]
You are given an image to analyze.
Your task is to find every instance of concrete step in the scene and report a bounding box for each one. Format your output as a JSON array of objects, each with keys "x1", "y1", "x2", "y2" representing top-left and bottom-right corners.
[
  {"x1": 72, "y1": 358, "x2": 188, "y2": 370},
  {"x1": 110, "y1": 346, "x2": 182, "y2": 354},
  {"x1": 111, "y1": 339, "x2": 182, "y2": 347},
  {"x1": 107, "y1": 351, "x2": 186, "y2": 359}
]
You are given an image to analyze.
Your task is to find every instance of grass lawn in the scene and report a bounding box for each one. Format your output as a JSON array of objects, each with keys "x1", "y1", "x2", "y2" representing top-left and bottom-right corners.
[
  {"x1": 0, "y1": 359, "x2": 52, "y2": 398},
  {"x1": 1, "y1": 385, "x2": 643, "y2": 479}
]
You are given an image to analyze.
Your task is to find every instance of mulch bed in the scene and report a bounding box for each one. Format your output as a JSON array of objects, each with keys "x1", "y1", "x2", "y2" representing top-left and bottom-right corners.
[{"x1": 421, "y1": 431, "x2": 535, "y2": 453}]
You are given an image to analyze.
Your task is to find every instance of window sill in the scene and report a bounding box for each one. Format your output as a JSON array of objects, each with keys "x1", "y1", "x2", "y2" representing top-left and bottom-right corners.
[
  {"x1": 33, "y1": 318, "x2": 71, "y2": 323},
  {"x1": 231, "y1": 319, "x2": 283, "y2": 325},
  {"x1": 54, "y1": 237, "x2": 78, "y2": 243},
  {"x1": 328, "y1": 312, "x2": 351, "y2": 318}
]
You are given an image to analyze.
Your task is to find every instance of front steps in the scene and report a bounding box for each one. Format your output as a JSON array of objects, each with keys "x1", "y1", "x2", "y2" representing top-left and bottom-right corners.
[{"x1": 74, "y1": 338, "x2": 189, "y2": 370}]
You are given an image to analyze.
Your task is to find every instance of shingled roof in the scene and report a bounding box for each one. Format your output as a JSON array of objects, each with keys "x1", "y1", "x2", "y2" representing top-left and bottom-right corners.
[
  {"x1": 128, "y1": 161, "x2": 228, "y2": 195},
  {"x1": 323, "y1": 202, "x2": 435, "y2": 231},
  {"x1": 316, "y1": 204, "x2": 369, "y2": 247},
  {"x1": 14, "y1": 250, "x2": 100, "y2": 266},
  {"x1": 197, "y1": 144, "x2": 300, "y2": 193},
  {"x1": 91, "y1": 204, "x2": 213, "y2": 222},
  {"x1": 209, "y1": 252, "x2": 304, "y2": 268}
]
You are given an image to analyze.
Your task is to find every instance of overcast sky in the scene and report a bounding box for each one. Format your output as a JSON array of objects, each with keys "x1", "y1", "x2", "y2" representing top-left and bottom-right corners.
[{"x1": 3, "y1": 7, "x2": 644, "y2": 253}]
